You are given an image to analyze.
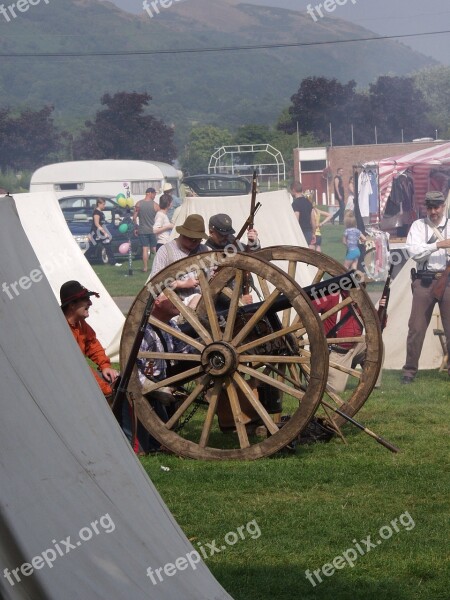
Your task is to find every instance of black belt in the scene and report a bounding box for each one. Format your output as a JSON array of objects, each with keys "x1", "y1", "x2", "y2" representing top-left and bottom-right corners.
[{"x1": 329, "y1": 344, "x2": 350, "y2": 355}]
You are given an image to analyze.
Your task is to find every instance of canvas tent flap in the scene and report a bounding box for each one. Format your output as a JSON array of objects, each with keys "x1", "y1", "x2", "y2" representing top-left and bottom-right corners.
[
  {"x1": 172, "y1": 190, "x2": 315, "y2": 286},
  {"x1": 379, "y1": 258, "x2": 443, "y2": 370},
  {"x1": 0, "y1": 195, "x2": 233, "y2": 599},
  {"x1": 8, "y1": 192, "x2": 124, "y2": 361}
]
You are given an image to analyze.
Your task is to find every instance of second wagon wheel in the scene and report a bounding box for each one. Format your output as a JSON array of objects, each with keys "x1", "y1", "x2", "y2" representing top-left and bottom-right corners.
[
  {"x1": 254, "y1": 246, "x2": 383, "y2": 429},
  {"x1": 120, "y1": 251, "x2": 329, "y2": 460}
]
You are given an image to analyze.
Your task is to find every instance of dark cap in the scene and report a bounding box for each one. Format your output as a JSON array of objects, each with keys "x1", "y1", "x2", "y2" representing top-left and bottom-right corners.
[
  {"x1": 425, "y1": 191, "x2": 446, "y2": 207},
  {"x1": 145, "y1": 187, "x2": 156, "y2": 194},
  {"x1": 60, "y1": 280, "x2": 99, "y2": 308},
  {"x1": 209, "y1": 213, "x2": 235, "y2": 234}
]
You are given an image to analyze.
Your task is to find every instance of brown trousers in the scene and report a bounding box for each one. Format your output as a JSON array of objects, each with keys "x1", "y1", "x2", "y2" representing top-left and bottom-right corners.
[{"x1": 403, "y1": 278, "x2": 450, "y2": 378}]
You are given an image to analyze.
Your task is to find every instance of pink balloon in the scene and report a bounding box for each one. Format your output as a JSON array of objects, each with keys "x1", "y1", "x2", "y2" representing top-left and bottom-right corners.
[{"x1": 118, "y1": 242, "x2": 130, "y2": 255}]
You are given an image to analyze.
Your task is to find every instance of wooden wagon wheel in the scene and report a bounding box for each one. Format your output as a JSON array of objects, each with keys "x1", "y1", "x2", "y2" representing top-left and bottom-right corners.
[
  {"x1": 254, "y1": 246, "x2": 383, "y2": 428},
  {"x1": 120, "y1": 251, "x2": 329, "y2": 460}
]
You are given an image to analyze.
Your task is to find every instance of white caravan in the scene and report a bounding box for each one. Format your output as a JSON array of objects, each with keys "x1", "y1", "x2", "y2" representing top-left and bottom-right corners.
[{"x1": 30, "y1": 159, "x2": 182, "y2": 201}]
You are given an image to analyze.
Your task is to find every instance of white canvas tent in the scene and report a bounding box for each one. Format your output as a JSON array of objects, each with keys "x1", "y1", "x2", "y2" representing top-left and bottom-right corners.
[
  {"x1": 2, "y1": 192, "x2": 124, "y2": 361},
  {"x1": 381, "y1": 258, "x2": 444, "y2": 370},
  {"x1": 173, "y1": 190, "x2": 314, "y2": 285},
  {"x1": 0, "y1": 195, "x2": 234, "y2": 599}
]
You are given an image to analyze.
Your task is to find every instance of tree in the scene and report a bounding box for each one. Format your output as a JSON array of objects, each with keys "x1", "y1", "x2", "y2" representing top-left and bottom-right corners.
[
  {"x1": 368, "y1": 76, "x2": 432, "y2": 143},
  {"x1": 414, "y1": 66, "x2": 450, "y2": 138},
  {"x1": 180, "y1": 125, "x2": 233, "y2": 175},
  {"x1": 0, "y1": 106, "x2": 61, "y2": 172},
  {"x1": 278, "y1": 76, "x2": 359, "y2": 146},
  {"x1": 73, "y1": 92, "x2": 176, "y2": 163}
]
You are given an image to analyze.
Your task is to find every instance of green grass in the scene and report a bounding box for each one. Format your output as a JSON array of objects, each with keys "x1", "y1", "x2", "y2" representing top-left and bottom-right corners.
[
  {"x1": 93, "y1": 256, "x2": 154, "y2": 297},
  {"x1": 140, "y1": 370, "x2": 450, "y2": 600}
]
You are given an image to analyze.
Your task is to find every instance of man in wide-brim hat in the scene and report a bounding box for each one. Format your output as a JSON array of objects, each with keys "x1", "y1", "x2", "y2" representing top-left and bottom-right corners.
[
  {"x1": 150, "y1": 214, "x2": 208, "y2": 300},
  {"x1": 60, "y1": 280, "x2": 119, "y2": 400},
  {"x1": 402, "y1": 191, "x2": 450, "y2": 383}
]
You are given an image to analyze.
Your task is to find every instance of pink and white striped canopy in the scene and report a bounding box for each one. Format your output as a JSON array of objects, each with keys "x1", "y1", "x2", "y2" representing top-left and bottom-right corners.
[{"x1": 376, "y1": 142, "x2": 450, "y2": 216}]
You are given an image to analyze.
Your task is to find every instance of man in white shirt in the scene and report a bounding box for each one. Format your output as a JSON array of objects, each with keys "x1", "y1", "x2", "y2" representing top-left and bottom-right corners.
[
  {"x1": 402, "y1": 191, "x2": 450, "y2": 383},
  {"x1": 150, "y1": 214, "x2": 208, "y2": 301}
]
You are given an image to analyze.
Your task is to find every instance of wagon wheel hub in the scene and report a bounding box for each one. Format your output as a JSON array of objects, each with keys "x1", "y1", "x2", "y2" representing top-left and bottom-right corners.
[{"x1": 201, "y1": 342, "x2": 238, "y2": 377}]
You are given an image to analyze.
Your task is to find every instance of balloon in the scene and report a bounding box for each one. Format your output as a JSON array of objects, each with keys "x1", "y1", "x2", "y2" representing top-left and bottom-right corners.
[
  {"x1": 118, "y1": 223, "x2": 128, "y2": 233},
  {"x1": 118, "y1": 242, "x2": 130, "y2": 255},
  {"x1": 126, "y1": 197, "x2": 134, "y2": 208},
  {"x1": 116, "y1": 193, "x2": 126, "y2": 200},
  {"x1": 117, "y1": 197, "x2": 127, "y2": 208}
]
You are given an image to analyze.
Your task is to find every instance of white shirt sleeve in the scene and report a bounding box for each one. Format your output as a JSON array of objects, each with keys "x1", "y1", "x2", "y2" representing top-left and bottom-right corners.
[{"x1": 406, "y1": 219, "x2": 438, "y2": 262}]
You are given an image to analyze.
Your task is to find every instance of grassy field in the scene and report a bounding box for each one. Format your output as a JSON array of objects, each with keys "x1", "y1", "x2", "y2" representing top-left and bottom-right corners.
[{"x1": 140, "y1": 370, "x2": 449, "y2": 600}]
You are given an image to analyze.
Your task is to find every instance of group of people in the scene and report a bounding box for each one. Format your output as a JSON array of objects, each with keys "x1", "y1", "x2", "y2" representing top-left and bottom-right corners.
[
  {"x1": 132, "y1": 183, "x2": 181, "y2": 272},
  {"x1": 60, "y1": 183, "x2": 449, "y2": 455},
  {"x1": 290, "y1": 178, "x2": 364, "y2": 266},
  {"x1": 61, "y1": 210, "x2": 260, "y2": 454}
]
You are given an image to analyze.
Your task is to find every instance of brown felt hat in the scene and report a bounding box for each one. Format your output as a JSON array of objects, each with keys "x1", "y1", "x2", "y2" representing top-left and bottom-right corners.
[{"x1": 175, "y1": 214, "x2": 207, "y2": 239}]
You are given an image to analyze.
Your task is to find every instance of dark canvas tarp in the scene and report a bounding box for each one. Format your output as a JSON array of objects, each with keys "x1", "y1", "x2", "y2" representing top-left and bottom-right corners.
[{"x1": 0, "y1": 195, "x2": 233, "y2": 600}]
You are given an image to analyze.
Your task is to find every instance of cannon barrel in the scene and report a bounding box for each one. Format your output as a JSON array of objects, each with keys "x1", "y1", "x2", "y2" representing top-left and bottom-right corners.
[
  {"x1": 231, "y1": 269, "x2": 360, "y2": 315},
  {"x1": 180, "y1": 269, "x2": 361, "y2": 335}
]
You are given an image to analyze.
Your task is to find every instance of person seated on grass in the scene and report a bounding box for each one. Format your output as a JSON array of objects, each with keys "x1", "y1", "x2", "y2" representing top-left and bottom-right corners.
[{"x1": 60, "y1": 280, "x2": 119, "y2": 404}]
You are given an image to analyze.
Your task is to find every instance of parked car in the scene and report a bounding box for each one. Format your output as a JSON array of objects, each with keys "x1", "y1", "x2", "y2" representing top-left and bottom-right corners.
[
  {"x1": 182, "y1": 174, "x2": 252, "y2": 196},
  {"x1": 58, "y1": 195, "x2": 141, "y2": 264}
]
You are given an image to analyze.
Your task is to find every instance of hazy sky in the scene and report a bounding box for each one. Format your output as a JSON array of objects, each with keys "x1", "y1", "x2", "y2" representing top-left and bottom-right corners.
[{"x1": 109, "y1": 0, "x2": 450, "y2": 64}]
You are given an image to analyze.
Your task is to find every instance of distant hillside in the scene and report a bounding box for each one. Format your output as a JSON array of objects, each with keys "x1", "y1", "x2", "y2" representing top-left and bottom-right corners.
[{"x1": 0, "y1": 0, "x2": 436, "y2": 143}]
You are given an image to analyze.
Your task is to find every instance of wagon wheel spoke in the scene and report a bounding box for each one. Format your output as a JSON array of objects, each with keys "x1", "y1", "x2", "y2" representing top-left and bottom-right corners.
[
  {"x1": 225, "y1": 377, "x2": 250, "y2": 449},
  {"x1": 199, "y1": 379, "x2": 224, "y2": 448},
  {"x1": 164, "y1": 286, "x2": 213, "y2": 345},
  {"x1": 231, "y1": 288, "x2": 281, "y2": 347},
  {"x1": 232, "y1": 372, "x2": 279, "y2": 435},
  {"x1": 165, "y1": 375, "x2": 211, "y2": 430},
  {"x1": 197, "y1": 269, "x2": 222, "y2": 342},
  {"x1": 312, "y1": 268, "x2": 326, "y2": 285},
  {"x1": 223, "y1": 270, "x2": 244, "y2": 342},
  {"x1": 238, "y1": 364, "x2": 305, "y2": 402},
  {"x1": 256, "y1": 274, "x2": 272, "y2": 299},
  {"x1": 142, "y1": 366, "x2": 204, "y2": 395},
  {"x1": 238, "y1": 321, "x2": 306, "y2": 354},
  {"x1": 148, "y1": 316, "x2": 205, "y2": 352},
  {"x1": 138, "y1": 351, "x2": 202, "y2": 362}
]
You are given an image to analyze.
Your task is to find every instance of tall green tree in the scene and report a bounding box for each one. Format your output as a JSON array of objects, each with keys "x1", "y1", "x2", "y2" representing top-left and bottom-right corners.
[
  {"x1": 180, "y1": 125, "x2": 233, "y2": 175},
  {"x1": 279, "y1": 75, "x2": 434, "y2": 145},
  {"x1": 368, "y1": 76, "x2": 432, "y2": 143},
  {"x1": 73, "y1": 92, "x2": 176, "y2": 163},
  {"x1": 278, "y1": 76, "x2": 359, "y2": 146},
  {"x1": 414, "y1": 66, "x2": 450, "y2": 138}
]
